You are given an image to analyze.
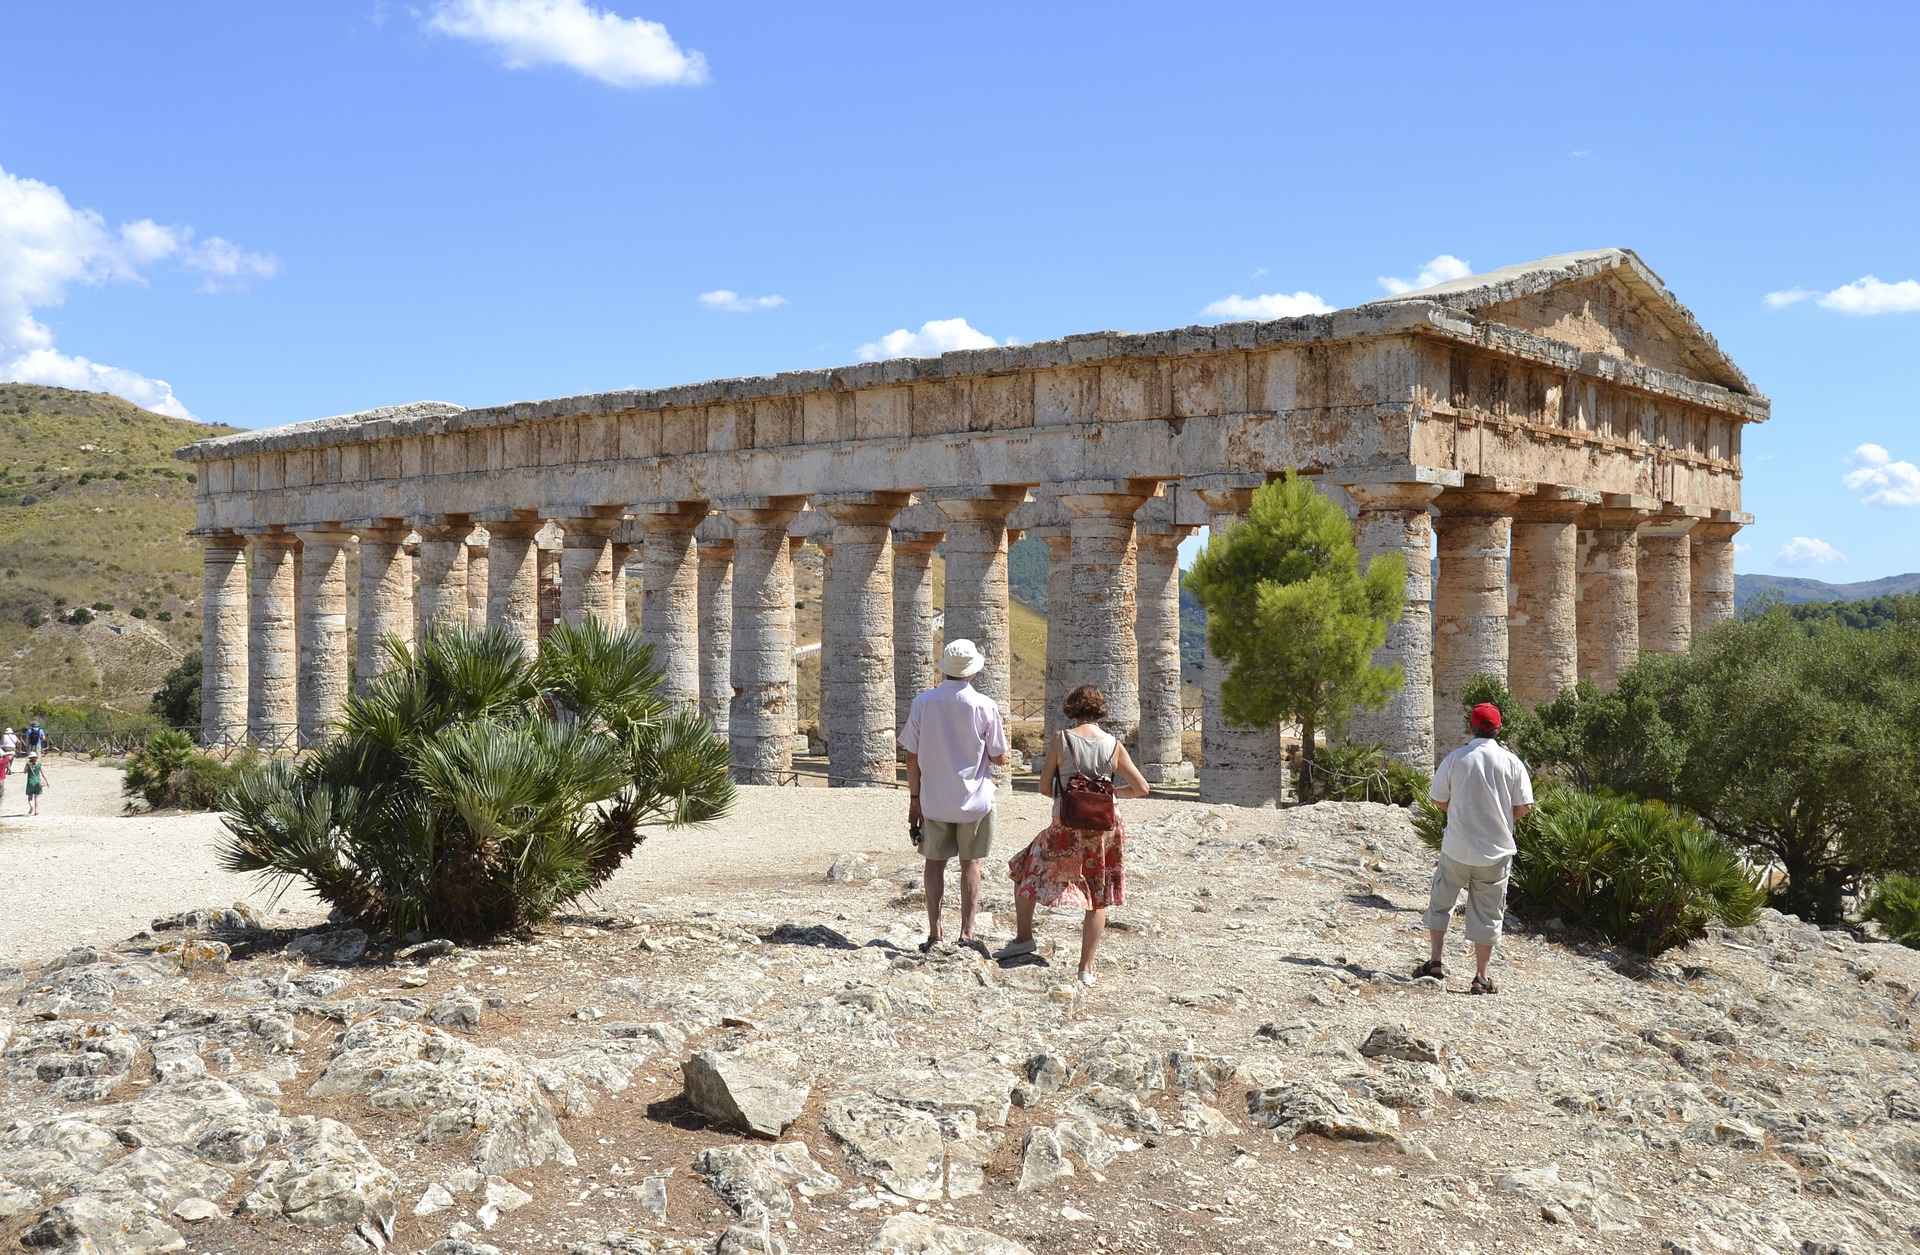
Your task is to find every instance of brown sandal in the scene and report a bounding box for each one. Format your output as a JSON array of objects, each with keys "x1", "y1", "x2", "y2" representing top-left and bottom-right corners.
[
  {"x1": 1413, "y1": 959, "x2": 1445, "y2": 980},
  {"x1": 1469, "y1": 975, "x2": 1498, "y2": 995}
]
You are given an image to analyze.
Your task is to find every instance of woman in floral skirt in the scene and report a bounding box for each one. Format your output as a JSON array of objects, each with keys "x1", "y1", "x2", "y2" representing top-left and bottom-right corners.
[{"x1": 996, "y1": 684, "x2": 1150, "y2": 986}]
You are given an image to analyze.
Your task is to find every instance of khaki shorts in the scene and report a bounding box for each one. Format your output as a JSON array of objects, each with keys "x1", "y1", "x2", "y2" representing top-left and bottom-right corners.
[
  {"x1": 1424, "y1": 852, "x2": 1511, "y2": 945},
  {"x1": 922, "y1": 810, "x2": 995, "y2": 861}
]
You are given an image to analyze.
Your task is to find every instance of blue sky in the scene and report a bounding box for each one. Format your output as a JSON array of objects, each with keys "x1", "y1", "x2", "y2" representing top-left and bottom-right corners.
[{"x1": 1, "y1": 2, "x2": 1917, "y2": 579}]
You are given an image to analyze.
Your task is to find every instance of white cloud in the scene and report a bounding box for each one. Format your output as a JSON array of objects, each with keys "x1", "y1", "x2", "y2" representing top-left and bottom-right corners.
[
  {"x1": 1842, "y1": 443, "x2": 1920, "y2": 508},
  {"x1": 1201, "y1": 291, "x2": 1333, "y2": 320},
  {"x1": 1776, "y1": 536, "x2": 1848, "y2": 568},
  {"x1": 426, "y1": 0, "x2": 708, "y2": 87},
  {"x1": 0, "y1": 164, "x2": 278, "y2": 418},
  {"x1": 856, "y1": 317, "x2": 1004, "y2": 362},
  {"x1": 1766, "y1": 275, "x2": 1920, "y2": 315},
  {"x1": 1378, "y1": 254, "x2": 1473, "y2": 296},
  {"x1": 697, "y1": 289, "x2": 787, "y2": 313}
]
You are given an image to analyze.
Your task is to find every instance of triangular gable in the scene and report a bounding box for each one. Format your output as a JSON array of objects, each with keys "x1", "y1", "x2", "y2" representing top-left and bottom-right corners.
[{"x1": 1364, "y1": 249, "x2": 1756, "y2": 396}]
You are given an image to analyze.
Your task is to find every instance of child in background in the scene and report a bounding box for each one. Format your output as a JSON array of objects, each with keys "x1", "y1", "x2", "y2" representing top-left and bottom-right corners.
[{"x1": 24, "y1": 753, "x2": 45, "y2": 815}]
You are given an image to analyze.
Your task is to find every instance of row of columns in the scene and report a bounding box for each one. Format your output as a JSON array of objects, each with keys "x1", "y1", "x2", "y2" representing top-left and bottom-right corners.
[
  {"x1": 1343, "y1": 478, "x2": 1741, "y2": 771},
  {"x1": 200, "y1": 478, "x2": 1741, "y2": 798}
]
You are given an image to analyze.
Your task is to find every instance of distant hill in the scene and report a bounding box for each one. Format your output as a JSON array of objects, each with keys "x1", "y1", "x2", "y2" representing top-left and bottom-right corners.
[
  {"x1": 0, "y1": 383, "x2": 238, "y2": 713},
  {"x1": 1735, "y1": 572, "x2": 1920, "y2": 606}
]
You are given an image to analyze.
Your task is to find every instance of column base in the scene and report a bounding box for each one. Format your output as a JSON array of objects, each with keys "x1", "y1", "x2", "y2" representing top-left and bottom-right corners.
[{"x1": 1141, "y1": 760, "x2": 1195, "y2": 785}]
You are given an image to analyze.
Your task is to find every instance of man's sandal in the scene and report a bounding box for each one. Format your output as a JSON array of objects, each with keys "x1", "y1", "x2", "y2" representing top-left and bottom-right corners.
[
  {"x1": 1469, "y1": 975, "x2": 1498, "y2": 995},
  {"x1": 1412, "y1": 959, "x2": 1445, "y2": 980}
]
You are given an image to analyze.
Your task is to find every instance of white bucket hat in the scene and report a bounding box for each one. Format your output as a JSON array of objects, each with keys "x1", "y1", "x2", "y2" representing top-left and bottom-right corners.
[{"x1": 940, "y1": 638, "x2": 985, "y2": 679}]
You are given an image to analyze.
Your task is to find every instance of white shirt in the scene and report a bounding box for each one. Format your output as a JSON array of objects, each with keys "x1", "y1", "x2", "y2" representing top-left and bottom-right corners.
[
  {"x1": 1429, "y1": 737, "x2": 1535, "y2": 865},
  {"x1": 0, "y1": 734, "x2": 16, "y2": 754},
  {"x1": 898, "y1": 679, "x2": 1007, "y2": 823}
]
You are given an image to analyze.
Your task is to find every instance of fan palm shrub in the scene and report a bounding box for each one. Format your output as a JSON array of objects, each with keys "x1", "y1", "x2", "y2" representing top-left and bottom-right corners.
[
  {"x1": 1301, "y1": 741, "x2": 1429, "y2": 806},
  {"x1": 1413, "y1": 786, "x2": 1765, "y2": 955},
  {"x1": 220, "y1": 622, "x2": 734, "y2": 940},
  {"x1": 1863, "y1": 874, "x2": 1920, "y2": 949},
  {"x1": 122, "y1": 728, "x2": 248, "y2": 811}
]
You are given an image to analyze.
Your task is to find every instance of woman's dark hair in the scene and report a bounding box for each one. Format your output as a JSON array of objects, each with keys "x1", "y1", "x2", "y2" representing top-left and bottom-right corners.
[{"x1": 1062, "y1": 684, "x2": 1109, "y2": 722}]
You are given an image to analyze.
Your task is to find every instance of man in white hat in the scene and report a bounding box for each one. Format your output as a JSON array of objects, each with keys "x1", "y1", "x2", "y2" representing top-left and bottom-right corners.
[{"x1": 898, "y1": 638, "x2": 1009, "y2": 952}]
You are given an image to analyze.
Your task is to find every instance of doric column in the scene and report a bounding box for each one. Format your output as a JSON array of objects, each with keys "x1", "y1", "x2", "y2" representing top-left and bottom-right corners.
[
  {"x1": 295, "y1": 529, "x2": 350, "y2": 748},
  {"x1": 1577, "y1": 497, "x2": 1653, "y2": 690},
  {"x1": 789, "y1": 534, "x2": 808, "y2": 740},
  {"x1": 559, "y1": 512, "x2": 624, "y2": 627},
  {"x1": 1028, "y1": 527, "x2": 1073, "y2": 738},
  {"x1": 245, "y1": 531, "x2": 299, "y2": 749},
  {"x1": 1507, "y1": 491, "x2": 1589, "y2": 709},
  {"x1": 1192, "y1": 477, "x2": 1281, "y2": 807},
  {"x1": 930, "y1": 485, "x2": 1029, "y2": 736},
  {"x1": 198, "y1": 532, "x2": 249, "y2": 747},
  {"x1": 465, "y1": 534, "x2": 490, "y2": 627},
  {"x1": 414, "y1": 517, "x2": 473, "y2": 640},
  {"x1": 485, "y1": 514, "x2": 544, "y2": 656},
  {"x1": 1638, "y1": 509, "x2": 1699, "y2": 656},
  {"x1": 1343, "y1": 480, "x2": 1443, "y2": 771},
  {"x1": 821, "y1": 493, "x2": 912, "y2": 787},
  {"x1": 1134, "y1": 522, "x2": 1196, "y2": 782},
  {"x1": 697, "y1": 537, "x2": 735, "y2": 736},
  {"x1": 1433, "y1": 482, "x2": 1523, "y2": 751},
  {"x1": 611, "y1": 541, "x2": 635, "y2": 629},
  {"x1": 1058, "y1": 479, "x2": 1160, "y2": 747},
  {"x1": 537, "y1": 545, "x2": 560, "y2": 641},
  {"x1": 639, "y1": 501, "x2": 707, "y2": 714},
  {"x1": 356, "y1": 522, "x2": 415, "y2": 690},
  {"x1": 725, "y1": 497, "x2": 807, "y2": 784},
  {"x1": 891, "y1": 529, "x2": 943, "y2": 738},
  {"x1": 1690, "y1": 515, "x2": 1745, "y2": 639}
]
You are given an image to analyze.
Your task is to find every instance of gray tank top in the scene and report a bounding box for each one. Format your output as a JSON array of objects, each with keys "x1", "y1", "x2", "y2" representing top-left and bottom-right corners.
[{"x1": 1051, "y1": 729, "x2": 1117, "y2": 819}]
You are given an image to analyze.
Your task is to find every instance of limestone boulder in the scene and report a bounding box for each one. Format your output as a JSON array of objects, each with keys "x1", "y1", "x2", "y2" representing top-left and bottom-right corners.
[
  {"x1": 19, "y1": 1195, "x2": 185, "y2": 1255},
  {"x1": 1359, "y1": 1023, "x2": 1443, "y2": 1065},
  {"x1": 283, "y1": 928, "x2": 369, "y2": 965},
  {"x1": 1246, "y1": 1080, "x2": 1400, "y2": 1142},
  {"x1": 822, "y1": 1096, "x2": 947, "y2": 1202},
  {"x1": 866, "y1": 1213, "x2": 1032, "y2": 1254},
  {"x1": 239, "y1": 1115, "x2": 395, "y2": 1238},
  {"x1": 681, "y1": 1040, "x2": 810, "y2": 1138}
]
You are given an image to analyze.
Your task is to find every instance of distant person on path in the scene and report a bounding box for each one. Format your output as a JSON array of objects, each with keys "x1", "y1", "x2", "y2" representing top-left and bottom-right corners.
[
  {"x1": 0, "y1": 728, "x2": 15, "y2": 757},
  {"x1": 997, "y1": 684, "x2": 1151, "y2": 988},
  {"x1": 0, "y1": 752, "x2": 12, "y2": 811},
  {"x1": 899, "y1": 639, "x2": 1010, "y2": 953},
  {"x1": 1417, "y1": 702, "x2": 1534, "y2": 994},
  {"x1": 23, "y1": 722, "x2": 45, "y2": 755},
  {"x1": 23, "y1": 752, "x2": 45, "y2": 816}
]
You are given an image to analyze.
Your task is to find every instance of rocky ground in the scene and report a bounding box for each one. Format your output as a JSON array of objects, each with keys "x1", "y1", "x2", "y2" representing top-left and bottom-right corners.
[{"x1": 0, "y1": 778, "x2": 1916, "y2": 1255}]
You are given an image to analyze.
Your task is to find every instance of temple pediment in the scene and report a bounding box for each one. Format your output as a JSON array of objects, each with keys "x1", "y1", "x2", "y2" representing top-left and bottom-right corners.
[{"x1": 1366, "y1": 249, "x2": 1756, "y2": 397}]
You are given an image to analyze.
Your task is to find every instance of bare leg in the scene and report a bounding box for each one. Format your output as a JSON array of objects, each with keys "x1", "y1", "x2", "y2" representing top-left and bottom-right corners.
[
  {"x1": 1428, "y1": 928, "x2": 1446, "y2": 964},
  {"x1": 1473, "y1": 942, "x2": 1493, "y2": 981},
  {"x1": 957, "y1": 859, "x2": 982, "y2": 940},
  {"x1": 1079, "y1": 908, "x2": 1106, "y2": 975},
  {"x1": 1013, "y1": 897, "x2": 1036, "y2": 944},
  {"x1": 923, "y1": 859, "x2": 947, "y2": 945}
]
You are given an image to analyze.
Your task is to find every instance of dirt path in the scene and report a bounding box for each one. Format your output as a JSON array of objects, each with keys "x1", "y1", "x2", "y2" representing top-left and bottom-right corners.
[{"x1": 0, "y1": 760, "x2": 1209, "y2": 967}]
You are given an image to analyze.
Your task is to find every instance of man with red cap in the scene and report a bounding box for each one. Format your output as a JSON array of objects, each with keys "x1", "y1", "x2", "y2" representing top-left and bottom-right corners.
[{"x1": 1415, "y1": 702, "x2": 1534, "y2": 993}]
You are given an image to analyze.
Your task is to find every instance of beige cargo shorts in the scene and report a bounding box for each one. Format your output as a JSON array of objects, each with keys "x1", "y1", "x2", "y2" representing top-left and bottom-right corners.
[
  {"x1": 921, "y1": 810, "x2": 995, "y2": 861},
  {"x1": 1423, "y1": 852, "x2": 1512, "y2": 944}
]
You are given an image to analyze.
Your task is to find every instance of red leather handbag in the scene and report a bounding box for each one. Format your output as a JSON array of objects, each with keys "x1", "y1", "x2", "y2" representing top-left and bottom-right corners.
[{"x1": 1059, "y1": 773, "x2": 1117, "y2": 830}]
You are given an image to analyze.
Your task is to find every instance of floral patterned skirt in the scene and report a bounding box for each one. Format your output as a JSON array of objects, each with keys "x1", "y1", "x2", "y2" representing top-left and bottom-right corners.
[{"x1": 1008, "y1": 817, "x2": 1127, "y2": 911}]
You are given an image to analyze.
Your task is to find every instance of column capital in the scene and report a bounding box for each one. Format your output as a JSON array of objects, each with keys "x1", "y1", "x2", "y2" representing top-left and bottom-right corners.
[
  {"x1": 928, "y1": 484, "x2": 1029, "y2": 523},
  {"x1": 1436, "y1": 485, "x2": 1524, "y2": 517},
  {"x1": 821, "y1": 491, "x2": 913, "y2": 527},
  {"x1": 1344, "y1": 481, "x2": 1443, "y2": 512},
  {"x1": 891, "y1": 529, "x2": 944, "y2": 554},
  {"x1": 413, "y1": 517, "x2": 477, "y2": 542},
  {"x1": 718, "y1": 494, "x2": 807, "y2": 523},
  {"x1": 1640, "y1": 504, "x2": 1708, "y2": 538},
  {"x1": 476, "y1": 508, "x2": 545, "y2": 537},
  {"x1": 1587, "y1": 495, "x2": 1656, "y2": 530},
  {"x1": 193, "y1": 528, "x2": 248, "y2": 550},
  {"x1": 697, "y1": 536, "x2": 736, "y2": 560},
  {"x1": 1512, "y1": 485, "x2": 1600, "y2": 523},
  {"x1": 293, "y1": 527, "x2": 352, "y2": 545},
  {"x1": 1691, "y1": 520, "x2": 1743, "y2": 542},
  {"x1": 558, "y1": 515, "x2": 625, "y2": 543},
  {"x1": 1137, "y1": 522, "x2": 1198, "y2": 547},
  {"x1": 241, "y1": 528, "x2": 302, "y2": 548},
  {"x1": 1320, "y1": 464, "x2": 1464, "y2": 490},
  {"x1": 1059, "y1": 482, "x2": 1161, "y2": 518}
]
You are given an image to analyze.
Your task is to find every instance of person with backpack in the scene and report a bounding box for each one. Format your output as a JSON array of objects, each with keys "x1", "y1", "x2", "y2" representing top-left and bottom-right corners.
[
  {"x1": 997, "y1": 683, "x2": 1151, "y2": 987},
  {"x1": 23, "y1": 722, "x2": 45, "y2": 755}
]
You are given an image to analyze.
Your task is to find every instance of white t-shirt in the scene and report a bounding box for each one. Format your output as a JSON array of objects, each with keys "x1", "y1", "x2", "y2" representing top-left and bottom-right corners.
[
  {"x1": 1429, "y1": 737, "x2": 1535, "y2": 865},
  {"x1": 898, "y1": 679, "x2": 1008, "y2": 824},
  {"x1": 0, "y1": 734, "x2": 15, "y2": 754}
]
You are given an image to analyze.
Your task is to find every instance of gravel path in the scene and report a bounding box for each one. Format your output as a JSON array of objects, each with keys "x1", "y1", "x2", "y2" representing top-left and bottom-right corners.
[{"x1": 0, "y1": 760, "x2": 1205, "y2": 966}]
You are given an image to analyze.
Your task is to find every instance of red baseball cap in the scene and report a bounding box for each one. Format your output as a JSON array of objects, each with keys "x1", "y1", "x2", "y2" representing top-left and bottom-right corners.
[{"x1": 1469, "y1": 702, "x2": 1503, "y2": 733}]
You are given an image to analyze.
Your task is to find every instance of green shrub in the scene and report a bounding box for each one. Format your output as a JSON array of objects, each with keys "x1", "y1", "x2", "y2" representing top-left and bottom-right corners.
[
  {"x1": 1303, "y1": 741, "x2": 1429, "y2": 806},
  {"x1": 1864, "y1": 875, "x2": 1920, "y2": 949},
  {"x1": 122, "y1": 729, "x2": 242, "y2": 811},
  {"x1": 130, "y1": 606, "x2": 148, "y2": 619},
  {"x1": 220, "y1": 622, "x2": 735, "y2": 940},
  {"x1": 1413, "y1": 787, "x2": 1765, "y2": 955},
  {"x1": 65, "y1": 607, "x2": 92, "y2": 625}
]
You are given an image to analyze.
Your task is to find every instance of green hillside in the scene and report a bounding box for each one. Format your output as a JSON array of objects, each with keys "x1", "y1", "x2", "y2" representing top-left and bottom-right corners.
[{"x1": 0, "y1": 383, "x2": 237, "y2": 712}]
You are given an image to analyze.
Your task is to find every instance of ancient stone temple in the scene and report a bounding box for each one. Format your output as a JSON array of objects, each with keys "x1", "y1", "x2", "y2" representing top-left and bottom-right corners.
[{"x1": 178, "y1": 249, "x2": 1761, "y2": 800}]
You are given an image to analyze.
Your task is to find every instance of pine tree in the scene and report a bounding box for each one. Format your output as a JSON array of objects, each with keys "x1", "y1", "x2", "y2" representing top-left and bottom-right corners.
[{"x1": 1185, "y1": 473, "x2": 1408, "y2": 792}]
